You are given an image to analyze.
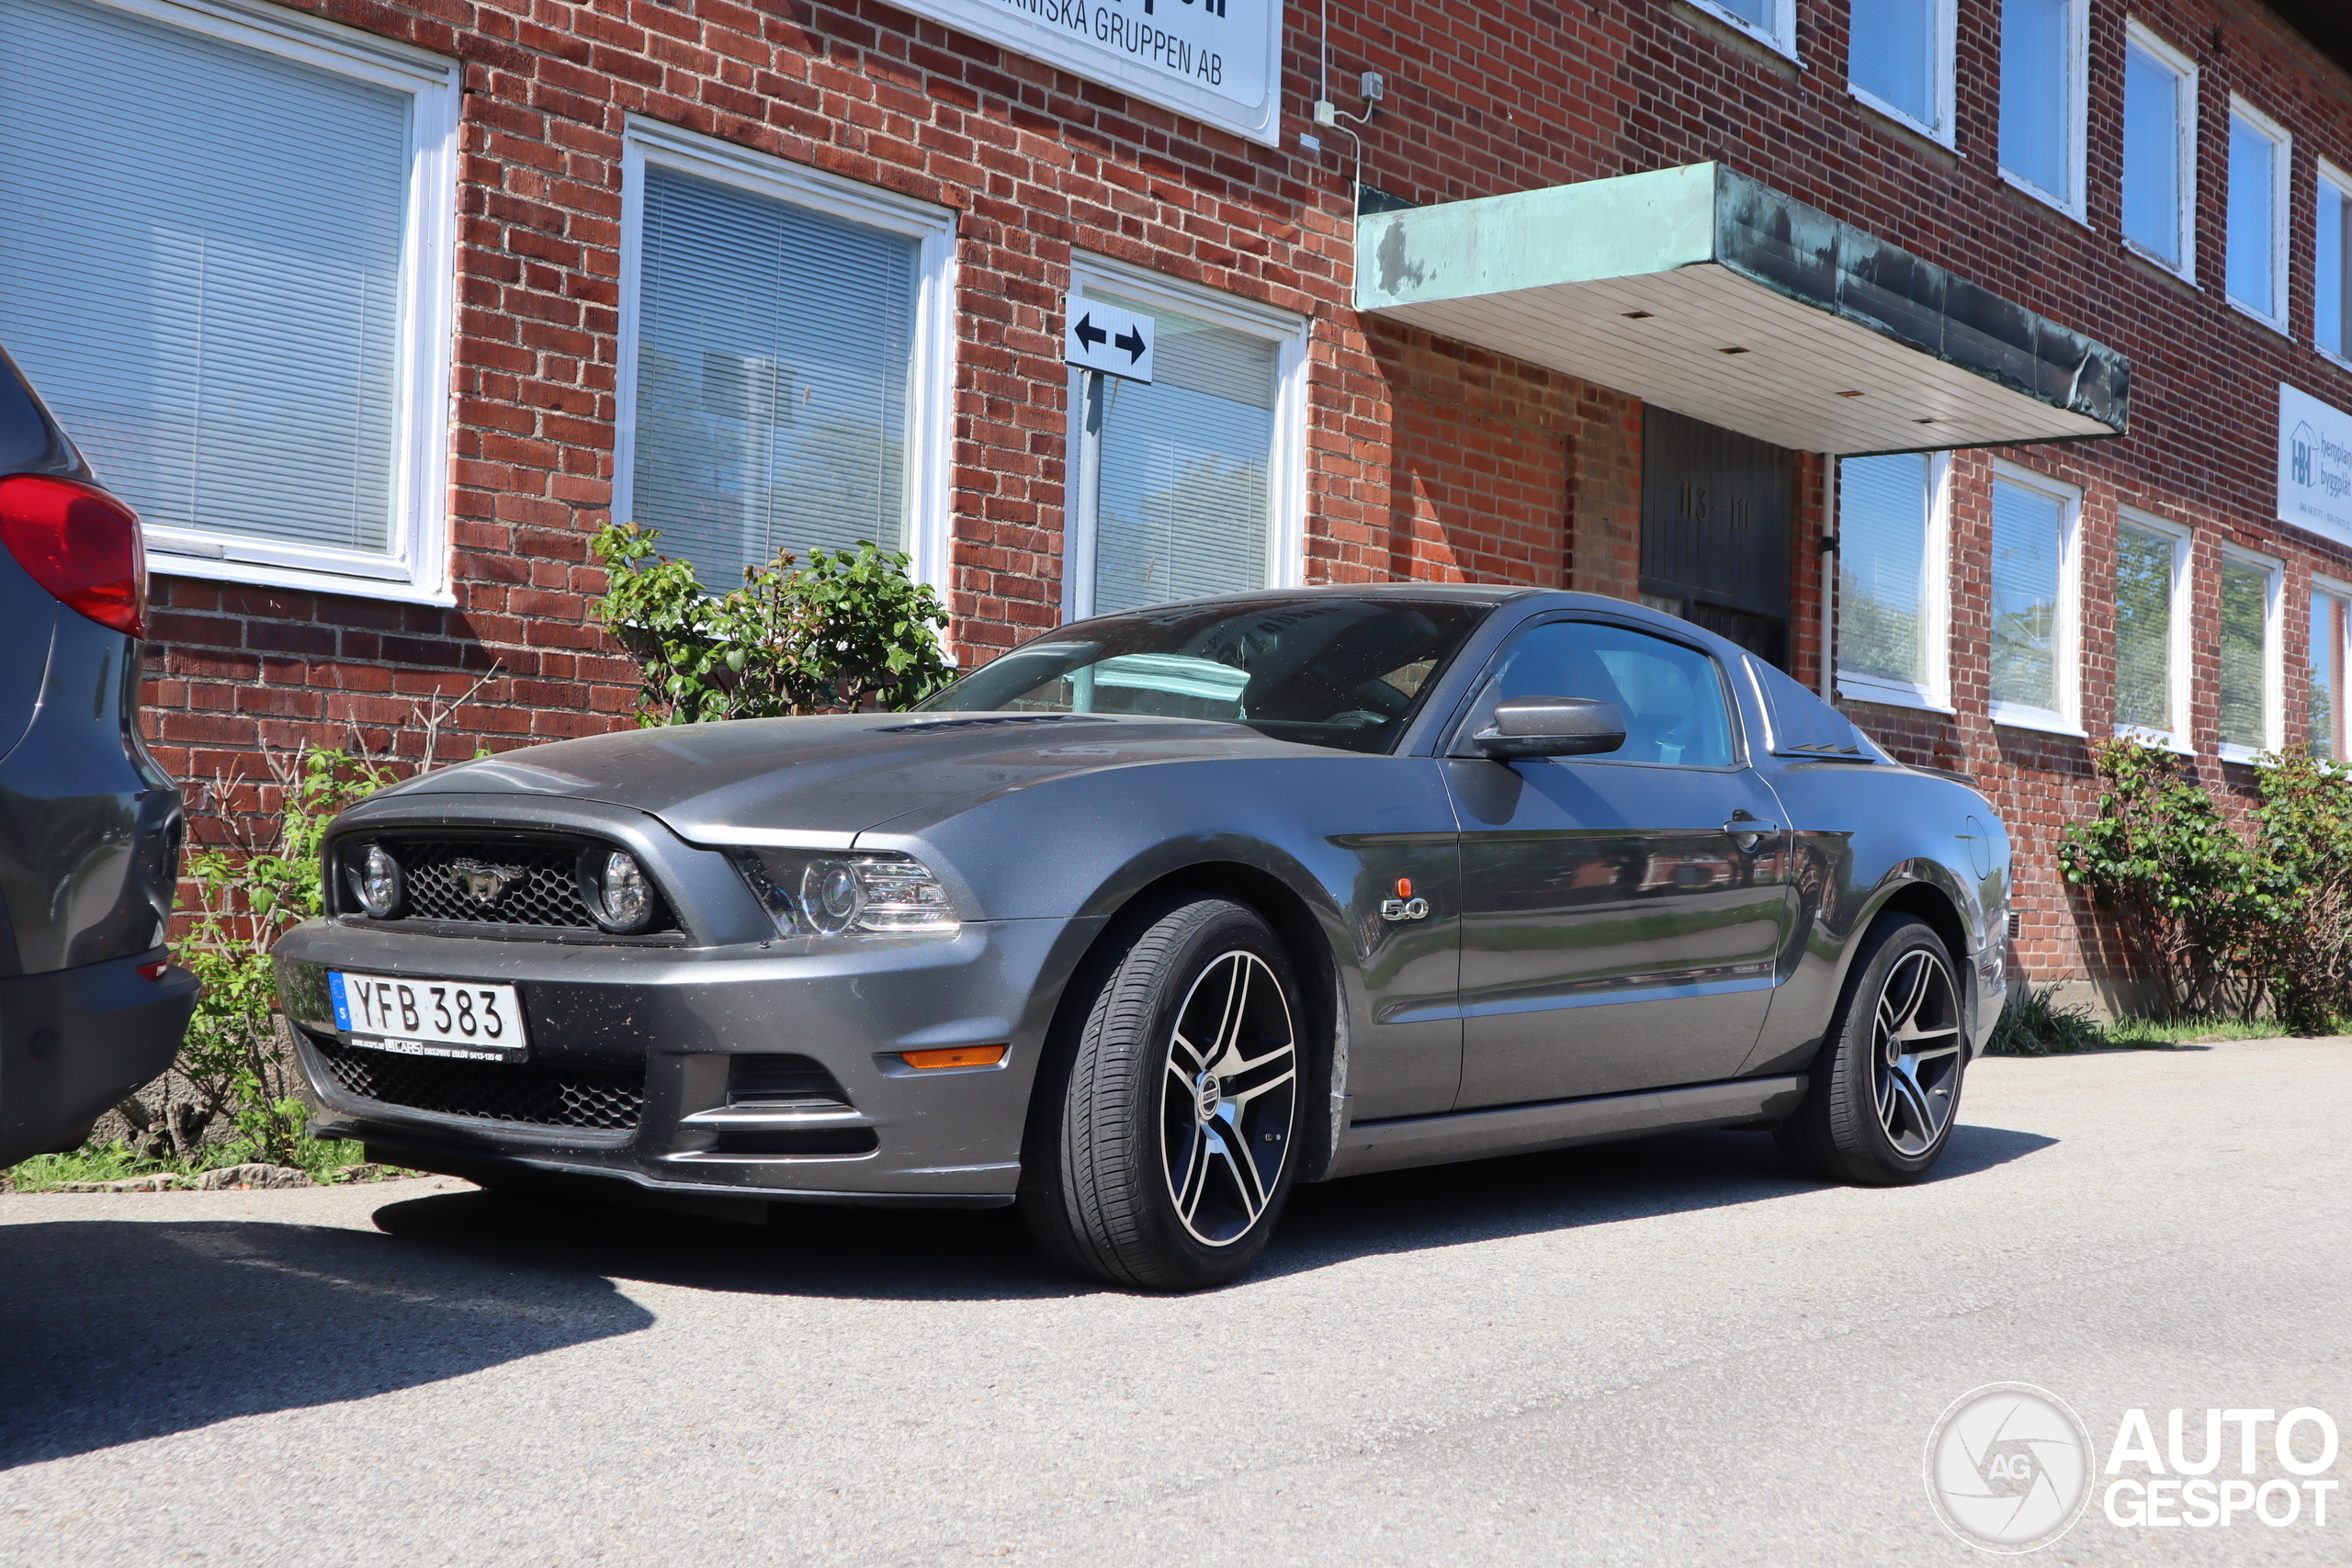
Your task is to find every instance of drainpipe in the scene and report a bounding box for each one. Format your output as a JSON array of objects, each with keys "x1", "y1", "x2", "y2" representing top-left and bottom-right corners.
[{"x1": 1818, "y1": 456, "x2": 1838, "y2": 704}]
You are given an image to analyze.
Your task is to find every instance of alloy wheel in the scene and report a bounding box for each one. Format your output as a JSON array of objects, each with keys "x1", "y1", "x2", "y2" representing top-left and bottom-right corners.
[
  {"x1": 1872, "y1": 947, "x2": 1963, "y2": 1156},
  {"x1": 1160, "y1": 950, "x2": 1297, "y2": 1246}
]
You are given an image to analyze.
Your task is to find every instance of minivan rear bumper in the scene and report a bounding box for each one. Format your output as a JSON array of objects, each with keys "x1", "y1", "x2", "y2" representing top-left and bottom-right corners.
[{"x1": 0, "y1": 950, "x2": 197, "y2": 1166}]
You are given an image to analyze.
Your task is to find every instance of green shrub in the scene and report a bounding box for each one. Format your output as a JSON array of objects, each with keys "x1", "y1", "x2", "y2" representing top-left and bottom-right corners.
[
  {"x1": 2247, "y1": 750, "x2": 2352, "y2": 1032},
  {"x1": 1983, "y1": 987, "x2": 2109, "y2": 1055},
  {"x1": 2058, "y1": 738, "x2": 2267, "y2": 1018},
  {"x1": 590, "y1": 524, "x2": 952, "y2": 726}
]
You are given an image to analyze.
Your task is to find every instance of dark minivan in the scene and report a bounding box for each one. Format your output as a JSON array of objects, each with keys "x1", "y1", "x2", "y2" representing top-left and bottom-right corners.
[{"x1": 0, "y1": 343, "x2": 195, "y2": 1167}]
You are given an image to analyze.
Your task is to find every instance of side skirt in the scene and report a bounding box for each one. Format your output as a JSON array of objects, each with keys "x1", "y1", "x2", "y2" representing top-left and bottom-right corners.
[{"x1": 1325, "y1": 1075, "x2": 1809, "y2": 1179}]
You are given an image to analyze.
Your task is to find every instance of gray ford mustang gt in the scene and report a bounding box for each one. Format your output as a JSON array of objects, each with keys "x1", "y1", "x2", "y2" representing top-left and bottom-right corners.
[{"x1": 273, "y1": 584, "x2": 2010, "y2": 1290}]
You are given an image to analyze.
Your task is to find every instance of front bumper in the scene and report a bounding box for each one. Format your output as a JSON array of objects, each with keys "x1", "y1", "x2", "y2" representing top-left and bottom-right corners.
[
  {"x1": 273, "y1": 915, "x2": 1099, "y2": 1207},
  {"x1": 0, "y1": 949, "x2": 196, "y2": 1167}
]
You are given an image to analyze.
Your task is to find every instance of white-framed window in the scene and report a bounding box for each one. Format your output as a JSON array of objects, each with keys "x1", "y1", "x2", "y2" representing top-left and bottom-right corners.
[
  {"x1": 1679, "y1": 0, "x2": 1796, "y2": 59},
  {"x1": 2225, "y1": 98, "x2": 2291, "y2": 331},
  {"x1": 2310, "y1": 577, "x2": 2350, "y2": 762},
  {"x1": 1987, "y1": 462, "x2": 2083, "y2": 735},
  {"x1": 2120, "y1": 23, "x2": 2197, "y2": 277},
  {"x1": 1998, "y1": 0, "x2": 2088, "y2": 219},
  {"x1": 0, "y1": 0, "x2": 458, "y2": 603},
  {"x1": 1848, "y1": 0, "x2": 1956, "y2": 146},
  {"x1": 2317, "y1": 160, "x2": 2352, "y2": 366},
  {"x1": 1061, "y1": 256, "x2": 1307, "y2": 623},
  {"x1": 2217, "y1": 546, "x2": 2284, "y2": 761},
  {"x1": 1836, "y1": 452, "x2": 1951, "y2": 711},
  {"x1": 2111, "y1": 509, "x2": 2191, "y2": 749},
  {"x1": 615, "y1": 119, "x2": 957, "y2": 593}
]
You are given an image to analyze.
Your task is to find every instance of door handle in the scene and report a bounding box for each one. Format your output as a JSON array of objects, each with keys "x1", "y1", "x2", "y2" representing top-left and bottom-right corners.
[{"x1": 1724, "y1": 819, "x2": 1781, "y2": 852}]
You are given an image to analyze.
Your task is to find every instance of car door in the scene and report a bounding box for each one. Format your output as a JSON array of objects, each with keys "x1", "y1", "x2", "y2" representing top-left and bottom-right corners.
[{"x1": 1442, "y1": 615, "x2": 1794, "y2": 1108}]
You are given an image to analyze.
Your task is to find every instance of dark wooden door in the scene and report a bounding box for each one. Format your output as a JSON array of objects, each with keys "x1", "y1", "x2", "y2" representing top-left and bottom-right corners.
[{"x1": 1639, "y1": 408, "x2": 1794, "y2": 670}]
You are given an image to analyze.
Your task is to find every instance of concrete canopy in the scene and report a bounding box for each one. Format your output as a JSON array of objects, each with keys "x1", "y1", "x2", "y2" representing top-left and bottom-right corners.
[{"x1": 1356, "y1": 164, "x2": 2129, "y2": 457}]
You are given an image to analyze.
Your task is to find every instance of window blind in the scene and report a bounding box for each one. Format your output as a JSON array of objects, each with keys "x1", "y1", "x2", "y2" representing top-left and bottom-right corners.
[
  {"x1": 1999, "y1": 0, "x2": 2071, "y2": 199},
  {"x1": 0, "y1": 0, "x2": 413, "y2": 556},
  {"x1": 630, "y1": 164, "x2": 918, "y2": 589},
  {"x1": 2227, "y1": 115, "x2": 2279, "y2": 314},
  {"x1": 2311, "y1": 592, "x2": 2340, "y2": 761},
  {"x1": 2219, "y1": 559, "x2": 2269, "y2": 750},
  {"x1": 1087, "y1": 292, "x2": 1278, "y2": 616},
  {"x1": 1851, "y1": 0, "x2": 1939, "y2": 128},
  {"x1": 2320, "y1": 182, "x2": 2351, "y2": 360},
  {"x1": 1989, "y1": 479, "x2": 2064, "y2": 714},
  {"x1": 2121, "y1": 44, "x2": 2184, "y2": 265},
  {"x1": 2112, "y1": 525, "x2": 2173, "y2": 733},
  {"x1": 1711, "y1": 0, "x2": 1771, "y2": 31},
  {"x1": 1838, "y1": 454, "x2": 1932, "y2": 688}
]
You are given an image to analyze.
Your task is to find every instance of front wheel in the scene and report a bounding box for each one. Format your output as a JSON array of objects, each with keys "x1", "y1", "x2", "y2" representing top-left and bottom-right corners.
[
  {"x1": 1021, "y1": 897, "x2": 1304, "y2": 1291},
  {"x1": 1778, "y1": 915, "x2": 1967, "y2": 1186}
]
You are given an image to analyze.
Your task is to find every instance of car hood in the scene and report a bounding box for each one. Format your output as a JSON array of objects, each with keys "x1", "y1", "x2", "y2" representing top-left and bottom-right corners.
[{"x1": 370, "y1": 712, "x2": 1311, "y2": 845}]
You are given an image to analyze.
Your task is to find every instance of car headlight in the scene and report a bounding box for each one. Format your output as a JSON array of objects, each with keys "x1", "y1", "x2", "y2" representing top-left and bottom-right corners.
[
  {"x1": 730, "y1": 849, "x2": 959, "y2": 939},
  {"x1": 349, "y1": 842, "x2": 405, "y2": 919},
  {"x1": 579, "y1": 847, "x2": 662, "y2": 934}
]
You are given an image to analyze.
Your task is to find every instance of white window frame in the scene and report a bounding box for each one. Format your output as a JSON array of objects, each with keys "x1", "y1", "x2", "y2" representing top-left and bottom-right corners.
[
  {"x1": 1059, "y1": 254, "x2": 1309, "y2": 625},
  {"x1": 1847, "y1": 0, "x2": 1958, "y2": 149},
  {"x1": 2216, "y1": 543, "x2": 2286, "y2": 764},
  {"x1": 2225, "y1": 96, "x2": 2293, "y2": 334},
  {"x1": 86, "y1": 0, "x2": 460, "y2": 604},
  {"x1": 2310, "y1": 572, "x2": 2352, "y2": 763},
  {"x1": 2110, "y1": 507, "x2": 2193, "y2": 752},
  {"x1": 613, "y1": 118, "x2": 959, "y2": 594},
  {"x1": 1678, "y1": 0, "x2": 1796, "y2": 61},
  {"x1": 1985, "y1": 460, "x2": 2085, "y2": 738},
  {"x1": 1836, "y1": 452, "x2": 1953, "y2": 713},
  {"x1": 1996, "y1": 0, "x2": 2089, "y2": 220},
  {"x1": 2314, "y1": 158, "x2": 2352, "y2": 369},
  {"x1": 2120, "y1": 21, "x2": 2199, "y2": 283}
]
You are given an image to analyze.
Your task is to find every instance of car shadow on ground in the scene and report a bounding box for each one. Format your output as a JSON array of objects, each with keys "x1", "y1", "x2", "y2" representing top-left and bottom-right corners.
[
  {"x1": 0, "y1": 1218, "x2": 654, "y2": 1471},
  {"x1": 364, "y1": 1120, "x2": 2057, "y2": 1303}
]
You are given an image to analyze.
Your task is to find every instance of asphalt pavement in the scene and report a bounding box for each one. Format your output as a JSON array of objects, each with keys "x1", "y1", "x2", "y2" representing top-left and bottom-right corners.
[{"x1": 3, "y1": 1037, "x2": 2347, "y2": 1566}]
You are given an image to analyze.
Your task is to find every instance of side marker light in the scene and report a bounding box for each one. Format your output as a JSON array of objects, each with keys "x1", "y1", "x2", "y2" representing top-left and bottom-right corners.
[{"x1": 902, "y1": 1045, "x2": 1008, "y2": 1071}]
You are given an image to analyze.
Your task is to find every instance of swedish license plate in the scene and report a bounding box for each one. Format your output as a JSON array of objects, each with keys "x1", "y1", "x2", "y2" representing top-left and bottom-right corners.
[{"x1": 329, "y1": 972, "x2": 527, "y2": 1061}]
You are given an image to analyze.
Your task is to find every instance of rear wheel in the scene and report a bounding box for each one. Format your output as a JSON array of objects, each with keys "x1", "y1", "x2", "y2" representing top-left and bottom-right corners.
[
  {"x1": 1022, "y1": 897, "x2": 1303, "y2": 1291},
  {"x1": 1778, "y1": 915, "x2": 1967, "y2": 1186}
]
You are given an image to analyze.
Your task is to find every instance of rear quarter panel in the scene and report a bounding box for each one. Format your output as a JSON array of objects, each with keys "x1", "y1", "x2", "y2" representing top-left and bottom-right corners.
[{"x1": 1743, "y1": 760, "x2": 2009, "y2": 1074}]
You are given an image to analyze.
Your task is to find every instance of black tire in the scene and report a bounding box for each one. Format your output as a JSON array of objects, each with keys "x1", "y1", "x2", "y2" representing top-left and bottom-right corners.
[
  {"x1": 1777, "y1": 915, "x2": 1968, "y2": 1186},
  {"x1": 1021, "y1": 897, "x2": 1305, "y2": 1292}
]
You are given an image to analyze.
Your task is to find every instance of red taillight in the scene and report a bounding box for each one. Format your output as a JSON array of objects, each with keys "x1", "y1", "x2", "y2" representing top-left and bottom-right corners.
[
  {"x1": 137, "y1": 961, "x2": 167, "y2": 982},
  {"x1": 0, "y1": 473, "x2": 147, "y2": 638}
]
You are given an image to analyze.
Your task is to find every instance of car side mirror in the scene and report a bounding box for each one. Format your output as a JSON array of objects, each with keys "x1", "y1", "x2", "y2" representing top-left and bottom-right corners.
[{"x1": 1470, "y1": 696, "x2": 1627, "y2": 760}]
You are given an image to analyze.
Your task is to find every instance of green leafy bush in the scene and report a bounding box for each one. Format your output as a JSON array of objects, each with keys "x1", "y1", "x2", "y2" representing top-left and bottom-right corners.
[
  {"x1": 1983, "y1": 987, "x2": 2109, "y2": 1055},
  {"x1": 2058, "y1": 738, "x2": 2267, "y2": 1018},
  {"x1": 590, "y1": 524, "x2": 952, "y2": 725},
  {"x1": 2248, "y1": 750, "x2": 2352, "y2": 1032},
  {"x1": 2061, "y1": 736, "x2": 2352, "y2": 1031}
]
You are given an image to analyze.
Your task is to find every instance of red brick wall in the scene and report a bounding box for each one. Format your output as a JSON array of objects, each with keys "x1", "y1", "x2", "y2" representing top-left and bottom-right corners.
[{"x1": 130, "y1": 0, "x2": 2352, "y2": 994}]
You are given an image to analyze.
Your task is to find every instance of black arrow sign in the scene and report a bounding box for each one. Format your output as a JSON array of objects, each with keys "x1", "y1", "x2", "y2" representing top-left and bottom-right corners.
[
  {"x1": 1073, "y1": 312, "x2": 1107, "y2": 350},
  {"x1": 1113, "y1": 325, "x2": 1147, "y2": 363}
]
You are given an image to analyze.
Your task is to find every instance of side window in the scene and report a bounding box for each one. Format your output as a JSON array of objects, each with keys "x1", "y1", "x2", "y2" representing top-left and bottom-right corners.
[{"x1": 1465, "y1": 621, "x2": 1737, "y2": 767}]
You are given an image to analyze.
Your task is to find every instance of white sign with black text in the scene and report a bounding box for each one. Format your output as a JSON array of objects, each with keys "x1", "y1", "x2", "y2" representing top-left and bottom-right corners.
[
  {"x1": 1064, "y1": 296, "x2": 1155, "y2": 383},
  {"x1": 2280, "y1": 382, "x2": 2352, "y2": 547},
  {"x1": 883, "y1": 0, "x2": 1281, "y2": 146}
]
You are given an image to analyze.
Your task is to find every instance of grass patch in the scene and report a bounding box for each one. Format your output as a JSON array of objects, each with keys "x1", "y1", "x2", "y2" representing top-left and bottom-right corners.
[
  {"x1": 1984, "y1": 987, "x2": 2330, "y2": 1057},
  {"x1": 4, "y1": 1133, "x2": 374, "y2": 1193}
]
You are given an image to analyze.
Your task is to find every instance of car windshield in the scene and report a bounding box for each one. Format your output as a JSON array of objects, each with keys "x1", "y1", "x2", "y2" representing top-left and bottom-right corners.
[{"x1": 919, "y1": 596, "x2": 1493, "y2": 753}]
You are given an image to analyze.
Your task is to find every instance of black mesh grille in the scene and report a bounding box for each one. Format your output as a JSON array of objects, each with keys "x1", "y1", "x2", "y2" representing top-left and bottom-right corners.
[
  {"x1": 311, "y1": 1037, "x2": 645, "y2": 1132},
  {"x1": 345, "y1": 836, "x2": 677, "y2": 934},
  {"x1": 396, "y1": 839, "x2": 595, "y2": 927}
]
